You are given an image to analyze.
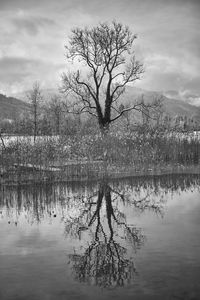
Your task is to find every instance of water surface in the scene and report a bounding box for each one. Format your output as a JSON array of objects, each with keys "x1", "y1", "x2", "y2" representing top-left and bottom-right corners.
[{"x1": 0, "y1": 174, "x2": 200, "y2": 300}]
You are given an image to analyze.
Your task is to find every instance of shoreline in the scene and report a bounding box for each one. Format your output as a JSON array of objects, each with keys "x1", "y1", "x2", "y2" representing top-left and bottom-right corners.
[{"x1": 1, "y1": 163, "x2": 200, "y2": 186}]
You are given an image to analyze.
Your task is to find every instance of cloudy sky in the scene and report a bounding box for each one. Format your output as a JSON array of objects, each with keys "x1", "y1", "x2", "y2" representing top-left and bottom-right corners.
[{"x1": 0, "y1": 0, "x2": 200, "y2": 100}]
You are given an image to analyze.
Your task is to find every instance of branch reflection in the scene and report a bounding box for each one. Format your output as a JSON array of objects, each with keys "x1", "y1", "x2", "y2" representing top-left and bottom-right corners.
[
  {"x1": 66, "y1": 182, "x2": 145, "y2": 287},
  {"x1": 0, "y1": 174, "x2": 200, "y2": 287}
]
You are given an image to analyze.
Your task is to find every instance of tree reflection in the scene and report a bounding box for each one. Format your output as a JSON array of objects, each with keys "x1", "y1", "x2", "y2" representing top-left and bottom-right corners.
[
  {"x1": 66, "y1": 181, "x2": 165, "y2": 287},
  {"x1": 65, "y1": 174, "x2": 200, "y2": 287},
  {"x1": 1, "y1": 174, "x2": 199, "y2": 224},
  {"x1": 0, "y1": 174, "x2": 200, "y2": 288}
]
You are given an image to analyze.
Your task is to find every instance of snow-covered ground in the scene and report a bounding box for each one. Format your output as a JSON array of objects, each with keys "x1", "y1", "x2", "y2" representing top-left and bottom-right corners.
[
  {"x1": 0, "y1": 135, "x2": 59, "y2": 148},
  {"x1": 1, "y1": 131, "x2": 200, "y2": 150}
]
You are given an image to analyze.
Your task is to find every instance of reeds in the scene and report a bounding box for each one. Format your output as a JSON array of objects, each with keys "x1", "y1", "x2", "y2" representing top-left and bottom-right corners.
[{"x1": 1, "y1": 130, "x2": 200, "y2": 184}]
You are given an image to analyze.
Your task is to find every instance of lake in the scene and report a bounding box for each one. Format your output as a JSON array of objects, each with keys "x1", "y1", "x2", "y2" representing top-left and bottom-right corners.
[{"x1": 0, "y1": 174, "x2": 200, "y2": 300}]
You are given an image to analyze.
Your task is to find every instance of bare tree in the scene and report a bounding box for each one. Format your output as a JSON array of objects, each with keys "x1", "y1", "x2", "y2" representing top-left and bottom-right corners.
[
  {"x1": 48, "y1": 95, "x2": 63, "y2": 135},
  {"x1": 27, "y1": 82, "x2": 42, "y2": 142},
  {"x1": 62, "y1": 21, "x2": 145, "y2": 133}
]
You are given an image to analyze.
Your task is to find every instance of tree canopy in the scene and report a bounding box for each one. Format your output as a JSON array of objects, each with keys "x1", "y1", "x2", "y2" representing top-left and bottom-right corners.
[{"x1": 62, "y1": 21, "x2": 144, "y2": 132}]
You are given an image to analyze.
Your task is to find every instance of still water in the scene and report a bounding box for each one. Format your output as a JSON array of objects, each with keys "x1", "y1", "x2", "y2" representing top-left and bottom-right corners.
[{"x1": 0, "y1": 174, "x2": 200, "y2": 300}]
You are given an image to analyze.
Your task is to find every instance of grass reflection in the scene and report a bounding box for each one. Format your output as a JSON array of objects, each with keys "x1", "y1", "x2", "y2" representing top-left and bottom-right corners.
[{"x1": 0, "y1": 174, "x2": 200, "y2": 288}]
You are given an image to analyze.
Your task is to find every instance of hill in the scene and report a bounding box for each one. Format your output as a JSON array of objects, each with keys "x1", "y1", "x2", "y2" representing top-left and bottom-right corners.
[
  {"x1": 164, "y1": 90, "x2": 200, "y2": 107},
  {"x1": 7, "y1": 86, "x2": 200, "y2": 123},
  {"x1": 122, "y1": 86, "x2": 200, "y2": 122},
  {"x1": 0, "y1": 94, "x2": 30, "y2": 121}
]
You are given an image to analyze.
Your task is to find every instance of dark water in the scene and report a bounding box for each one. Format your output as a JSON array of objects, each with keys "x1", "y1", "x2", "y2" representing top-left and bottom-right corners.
[{"x1": 0, "y1": 174, "x2": 200, "y2": 300}]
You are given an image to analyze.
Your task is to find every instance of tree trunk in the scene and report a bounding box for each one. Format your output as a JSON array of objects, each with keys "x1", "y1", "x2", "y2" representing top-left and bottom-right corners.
[{"x1": 99, "y1": 121, "x2": 110, "y2": 135}]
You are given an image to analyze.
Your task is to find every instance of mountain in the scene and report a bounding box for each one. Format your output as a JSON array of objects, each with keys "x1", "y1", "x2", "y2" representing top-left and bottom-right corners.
[
  {"x1": 6, "y1": 86, "x2": 200, "y2": 123},
  {"x1": 0, "y1": 94, "x2": 30, "y2": 121},
  {"x1": 163, "y1": 90, "x2": 200, "y2": 107},
  {"x1": 122, "y1": 86, "x2": 200, "y2": 121}
]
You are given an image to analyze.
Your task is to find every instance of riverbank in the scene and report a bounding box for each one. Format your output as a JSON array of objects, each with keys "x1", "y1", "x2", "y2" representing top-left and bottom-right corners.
[
  {"x1": 1, "y1": 130, "x2": 200, "y2": 185},
  {"x1": 1, "y1": 161, "x2": 200, "y2": 186}
]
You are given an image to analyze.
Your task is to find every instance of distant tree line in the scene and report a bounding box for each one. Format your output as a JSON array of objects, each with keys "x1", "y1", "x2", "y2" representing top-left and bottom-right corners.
[
  {"x1": 1, "y1": 103, "x2": 199, "y2": 136},
  {"x1": 0, "y1": 85, "x2": 99, "y2": 137}
]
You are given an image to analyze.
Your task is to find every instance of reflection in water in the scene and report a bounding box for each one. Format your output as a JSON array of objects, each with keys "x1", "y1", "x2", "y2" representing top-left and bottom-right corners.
[
  {"x1": 67, "y1": 183, "x2": 143, "y2": 287},
  {"x1": 66, "y1": 181, "x2": 165, "y2": 287},
  {"x1": 0, "y1": 174, "x2": 200, "y2": 290},
  {"x1": 1, "y1": 174, "x2": 199, "y2": 224}
]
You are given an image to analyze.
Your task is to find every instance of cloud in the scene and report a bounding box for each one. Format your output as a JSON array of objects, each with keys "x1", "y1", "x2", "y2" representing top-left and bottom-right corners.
[
  {"x1": 0, "y1": 0, "x2": 200, "y2": 96},
  {"x1": 0, "y1": 57, "x2": 34, "y2": 83},
  {"x1": 0, "y1": 9, "x2": 64, "y2": 63},
  {"x1": 0, "y1": 0, "x2": 50, "y2": 11},
  {"x1": 164, "y1": 89, "x2": 200, "y2": 107},
  {"x1": 0, "y1": 56, "x2": 65, "y2": 94},
  {"x1": 11, "y1": 15, "x2": 56, "y2": 36}
]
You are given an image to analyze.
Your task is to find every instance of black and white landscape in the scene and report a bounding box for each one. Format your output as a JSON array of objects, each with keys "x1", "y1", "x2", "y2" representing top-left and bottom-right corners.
[{"x1": 0, "y1": 1, "x2": 200, "y2": 300}]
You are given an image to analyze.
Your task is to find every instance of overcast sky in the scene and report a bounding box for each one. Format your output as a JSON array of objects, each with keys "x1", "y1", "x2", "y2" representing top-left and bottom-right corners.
[{"x1": 0, "y1": 0, "x2": 200, "y2": 99}]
